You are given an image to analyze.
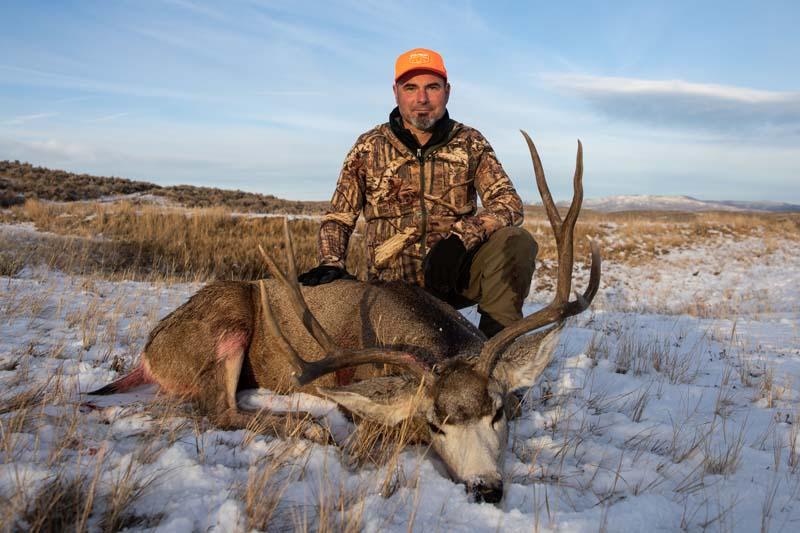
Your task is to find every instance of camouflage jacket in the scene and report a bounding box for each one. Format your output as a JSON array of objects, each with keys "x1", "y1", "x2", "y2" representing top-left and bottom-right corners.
[{"x1": 319, "y1": 112, "x2": 523, "y2": 285}]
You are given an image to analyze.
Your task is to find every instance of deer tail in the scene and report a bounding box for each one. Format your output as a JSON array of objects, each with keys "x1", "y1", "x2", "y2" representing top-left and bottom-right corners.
[{"x1": 87, "y1": 361, "x2": 153, "y2": 395}]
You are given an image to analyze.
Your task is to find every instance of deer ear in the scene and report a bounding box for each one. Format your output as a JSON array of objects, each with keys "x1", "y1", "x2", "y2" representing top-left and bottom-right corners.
[
  {"x1": 317, "y1": 376, "x2": 430, "y2": 426},
  {"x1": 491, "y1": 323, "x2": 563, "y2": 391}
]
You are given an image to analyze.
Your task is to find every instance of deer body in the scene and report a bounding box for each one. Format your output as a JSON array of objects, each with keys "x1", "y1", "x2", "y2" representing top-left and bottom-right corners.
[
  {"x1": 91, "y1": 133, "x2": 601, "y2": 504},
  {"x1": 141, "y1": 279, "x2": 484, "y2": 397}
]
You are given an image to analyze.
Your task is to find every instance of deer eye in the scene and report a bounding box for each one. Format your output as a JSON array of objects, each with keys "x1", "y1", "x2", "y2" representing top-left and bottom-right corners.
[
  {"x1": 491, "y1": 406, "x2": 504, "y2": 426},
  {"x1": 428, "y1": 421, "x2": 446, "y2": 436}
]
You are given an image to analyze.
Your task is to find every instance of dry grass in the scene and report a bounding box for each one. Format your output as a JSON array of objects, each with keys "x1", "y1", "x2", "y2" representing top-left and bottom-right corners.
[
  {"x1": 0, "y1": 199, "x2": 352, "y2": 281},
  {"x1": 99, "y1": 451, "x2": 165, "y2": 532},
  {"x1": 1, "y1": 199, "x2": 797, "y2": 285},
  {"x1": 240, "y1": 443, "x2": 296, "y2": 531},
  {"x1": 523, "y1": 206, "x2": 799, "y2": 282},
  {"x1": 702, "y1": 417, "x2": 747, "y2": 476},
  {"x1": 598, "y1": 324, "x2": 703, "y2": 385},
  {"x1": 19, "y1": 472, "x2": 91, "y2": 533},
  {"x1": 0, "y1": 360, "x2": 185, "y2": 531}
]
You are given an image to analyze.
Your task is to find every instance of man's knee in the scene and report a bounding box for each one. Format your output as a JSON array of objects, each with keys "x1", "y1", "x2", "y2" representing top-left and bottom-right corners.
[
  {"x1": 486, "y1": 226, "x2": 537, "y2": 272},
  {"x1": 464, "y1": 226, "x2": 538, "y2": 327},
  {"x1": 468, "y1": 226, "x2": 537, "y2": 282}
]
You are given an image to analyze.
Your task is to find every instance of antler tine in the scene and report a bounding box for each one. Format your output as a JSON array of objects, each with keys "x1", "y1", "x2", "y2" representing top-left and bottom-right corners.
[
  {"x1": 583, "y1": 240, "x2": 601, "y2": 304},
  {"x1": 562, "y1": 140, "x2": 584, "y2": 235},
  {"x1": 257, "y1": 220, "x2": 435, "y2": 387},
  {"x1": 258, "y1": 280, "x2": 305, "y2": 377},
  {"x1": 521, "y1": 130, "x2": 562, "y2": 241},
  {"x1": 258, "y1": 239, "x2": 338, "y2": 356},
  {"x1": 282, "y1": 217, "x2": 299, "y2": 282},
  {"x1": 554, "y1": 139, "x2": 583, "y2": 303},
  {"x1": 476, "y1": 134, "x2": 601, "y2": 376}
]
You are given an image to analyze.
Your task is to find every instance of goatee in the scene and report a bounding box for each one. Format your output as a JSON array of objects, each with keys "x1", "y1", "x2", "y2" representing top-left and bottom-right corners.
[{"x1": 408, "y1": 114, "x2": 438, "y2": 131}]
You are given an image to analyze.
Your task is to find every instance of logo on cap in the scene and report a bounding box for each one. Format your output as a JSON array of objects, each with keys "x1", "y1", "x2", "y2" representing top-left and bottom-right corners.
[{"x1": 408, "y1": 52, "x2": 430, "y2": 65}]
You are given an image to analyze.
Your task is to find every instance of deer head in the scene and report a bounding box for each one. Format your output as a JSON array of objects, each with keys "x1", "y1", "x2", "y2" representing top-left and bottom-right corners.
[{"x1": 259, "y1": 131, "x2": 601, "y2": 504}]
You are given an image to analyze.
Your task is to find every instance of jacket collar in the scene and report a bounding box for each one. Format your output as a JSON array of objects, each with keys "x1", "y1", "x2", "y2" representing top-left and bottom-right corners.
[{"x1": 388, "y1": 106, "x2": 455, "y2": 154}]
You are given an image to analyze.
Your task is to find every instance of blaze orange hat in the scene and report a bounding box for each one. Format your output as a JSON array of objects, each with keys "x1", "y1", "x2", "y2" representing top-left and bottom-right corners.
[{"x1": 394, "y1": 48, "x2": 447, "y2": 82}]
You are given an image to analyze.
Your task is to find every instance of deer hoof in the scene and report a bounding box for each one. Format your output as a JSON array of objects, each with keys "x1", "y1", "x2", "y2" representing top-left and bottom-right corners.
[{"x1": 299, "y1": 419, "x2": 334, "y2": 445}]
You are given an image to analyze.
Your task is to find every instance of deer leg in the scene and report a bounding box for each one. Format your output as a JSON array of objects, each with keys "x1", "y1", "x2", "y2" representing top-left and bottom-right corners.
[
  {"x1": 221, "y1": 342, "x2": 245, "y2": 412},
  {"x1": 212, "y1": 330, "x2": 248, "y2": 414},
  {"x1": 210, "y1": 331, "x2": 332, "y2": 444},
  {"x1": 216, "y1": 409, "x2": 332, "y2": 444}
]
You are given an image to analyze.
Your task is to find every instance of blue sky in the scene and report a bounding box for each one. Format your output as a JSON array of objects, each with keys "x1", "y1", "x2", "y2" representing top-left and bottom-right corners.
[{"x1": 1, "y1": 0, "x2": 798, "y2": 202}]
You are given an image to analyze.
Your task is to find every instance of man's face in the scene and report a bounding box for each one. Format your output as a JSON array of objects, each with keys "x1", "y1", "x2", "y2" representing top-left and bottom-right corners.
[{"x1": 393, "y1": 71, "x2": 450, "y2": 132}]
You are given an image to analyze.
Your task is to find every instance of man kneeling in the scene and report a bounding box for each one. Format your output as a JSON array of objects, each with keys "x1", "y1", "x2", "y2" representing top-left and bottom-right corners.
[{"x1": 298, "y1": 48, "x2": 537, "y2": 339}]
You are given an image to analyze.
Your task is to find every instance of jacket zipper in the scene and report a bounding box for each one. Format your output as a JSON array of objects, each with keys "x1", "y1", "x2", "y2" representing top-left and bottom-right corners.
[
  {"x1": 417, "y1": 148, "x2": 428, "y2": 257},
  {"x1": 407, "y1": 128, "x2": 457, "y2": 261},
  {"x1": 429, "y1": 154, "x2": 435, "y2": 193}
]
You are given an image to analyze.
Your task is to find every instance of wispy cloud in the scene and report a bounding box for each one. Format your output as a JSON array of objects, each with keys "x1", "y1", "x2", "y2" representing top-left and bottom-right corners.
[
  {"x1": 255, "y1": 90, "x2": 326, "y2": 97},
  {"x1": 2, "y1": 112, "x2": 58, "y2": 126},
  {"x1": 543, "y1": 73, "x2": 800, "y2": 136},
  {"x1": 87, "y1": 112, "x2": 131, "y2": 123},
  {"x1": 53, "y1": 95, "x2": 93, "y2": 105},
  {"x1": 243, "y1": 111, "x2": 366, "y2": 133},
  {"x1": 162, "y1": 0, "x2": 227, "y2": 20},
  {"x1": 0, "y1": 136, "x2": 97, "y2": 161},
  {"x1": 0, "y1": 64, "x2": 216, "y2": 102}
]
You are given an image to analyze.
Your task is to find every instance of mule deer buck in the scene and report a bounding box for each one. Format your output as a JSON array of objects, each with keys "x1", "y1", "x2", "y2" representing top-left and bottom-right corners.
[{"x1": 90, "y1": 131, "x2": 600, "y2": 504}]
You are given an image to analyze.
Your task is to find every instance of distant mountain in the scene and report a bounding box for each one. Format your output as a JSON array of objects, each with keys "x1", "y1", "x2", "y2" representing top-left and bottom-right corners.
[
  {"x1": 713, "y1": 200, "x2": 800, "y2": 212},
  {"x1": 556, "y1": 195, "x2": 800, "y2": 213}
]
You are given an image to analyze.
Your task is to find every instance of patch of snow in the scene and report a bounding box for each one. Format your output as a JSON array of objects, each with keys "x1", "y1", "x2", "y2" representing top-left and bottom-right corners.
[
  {"x1": 0, "y1": 238, "x2": 799, "y2": 531},
  {"x1": 96, "y1": 192, "x2": 174, "y2": 206},
  {"x1": 231, "y1": 212, "x2": 323, "y2": 220}
]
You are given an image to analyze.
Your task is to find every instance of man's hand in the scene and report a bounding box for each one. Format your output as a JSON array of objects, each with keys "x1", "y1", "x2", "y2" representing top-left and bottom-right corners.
[
  {"x1": 423, "y1": 234, "x2": 468, "y2": 295},
  {"x1": 297, "y1": 265, "x2": 356, "y2": 286}
]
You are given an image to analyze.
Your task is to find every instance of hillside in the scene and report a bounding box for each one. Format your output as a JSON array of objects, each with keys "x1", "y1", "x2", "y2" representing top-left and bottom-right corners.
[
  {"x1": 4, "y1": 160, "x2": 798, "y2": 215},
  {"x1": 0, "y1": 160, "x2": 330, "y2": 214},
  {"x1": 564, "y1": 194, "x2": 800, "y2": 213}
]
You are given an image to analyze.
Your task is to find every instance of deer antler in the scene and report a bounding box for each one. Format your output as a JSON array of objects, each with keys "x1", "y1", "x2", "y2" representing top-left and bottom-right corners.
[
  {"x1": 258, "y1": 218, "x2": 435, "y2": 387},
  {"x1": 476, "y1": 131, "x2": 601, "y2": 376}
]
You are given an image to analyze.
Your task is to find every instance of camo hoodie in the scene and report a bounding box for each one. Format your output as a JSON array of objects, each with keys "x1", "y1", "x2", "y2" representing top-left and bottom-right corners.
[{"x1": 319, "y1": 108, "x2": 523, "y2": 285}]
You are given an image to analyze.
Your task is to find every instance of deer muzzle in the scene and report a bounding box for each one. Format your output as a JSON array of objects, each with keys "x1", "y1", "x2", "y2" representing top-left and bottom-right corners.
[{"x1": 467, "y1": 479, "x2": 504, "y2": 504}]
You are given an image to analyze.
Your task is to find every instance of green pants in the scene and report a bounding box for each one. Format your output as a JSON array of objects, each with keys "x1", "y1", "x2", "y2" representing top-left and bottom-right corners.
[{"x1": 440, "y1": 226, "x2": 538, "y2": 334}]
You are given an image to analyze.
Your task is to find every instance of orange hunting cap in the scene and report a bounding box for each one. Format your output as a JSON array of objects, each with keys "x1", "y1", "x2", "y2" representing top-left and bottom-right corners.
[{"x1": 394, "y1": 48, "x2": 447, "y2": 82}]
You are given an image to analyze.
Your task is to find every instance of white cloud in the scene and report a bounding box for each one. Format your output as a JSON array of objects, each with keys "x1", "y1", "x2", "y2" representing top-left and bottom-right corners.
[
  {"x1": 87, "y1": 112, "x2": 131, "y2": 123},
  {"x1": 162, "y1": 0, "x2": 227, "y2": 20},
  {"x1": 0, "y1": 64, "x2": 215, "y2": 102},
  {"x1": 546, "y1": 74, "x2": 795, "y2": 103},
  {"x1": 0, "y1": 137, "x2": 97, "y2": 162},
  {"x1": 255, "y1": 90, "x2": 326, "y2": 97},
  {"x1": 2, "y1": 112, "x2": 58, "y2": 126},
  {"x1": 542, "y1": 73, "x2": 800, "y2": 137}
]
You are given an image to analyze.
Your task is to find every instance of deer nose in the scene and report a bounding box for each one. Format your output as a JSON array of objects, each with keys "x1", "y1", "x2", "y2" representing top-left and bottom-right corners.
[{"x1": 469, "y1": 481, "x2": 504, "y2": 504}]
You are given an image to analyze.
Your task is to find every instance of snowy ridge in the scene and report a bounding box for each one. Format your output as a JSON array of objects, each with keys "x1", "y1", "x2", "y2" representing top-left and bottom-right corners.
[{"x1": 553, "y1": 194, "x2": 800, "y2": 212}]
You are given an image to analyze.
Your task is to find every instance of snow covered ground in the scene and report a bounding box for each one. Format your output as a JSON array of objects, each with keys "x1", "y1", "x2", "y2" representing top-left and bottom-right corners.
[{"x1": 1, "y1": 226, "x2": 799, "y2": 531}]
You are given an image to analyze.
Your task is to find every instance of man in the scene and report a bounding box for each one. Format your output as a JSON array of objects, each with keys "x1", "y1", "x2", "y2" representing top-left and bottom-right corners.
[{"x1": 298, "y1": 48, "x2": 537, "y2": 338}]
